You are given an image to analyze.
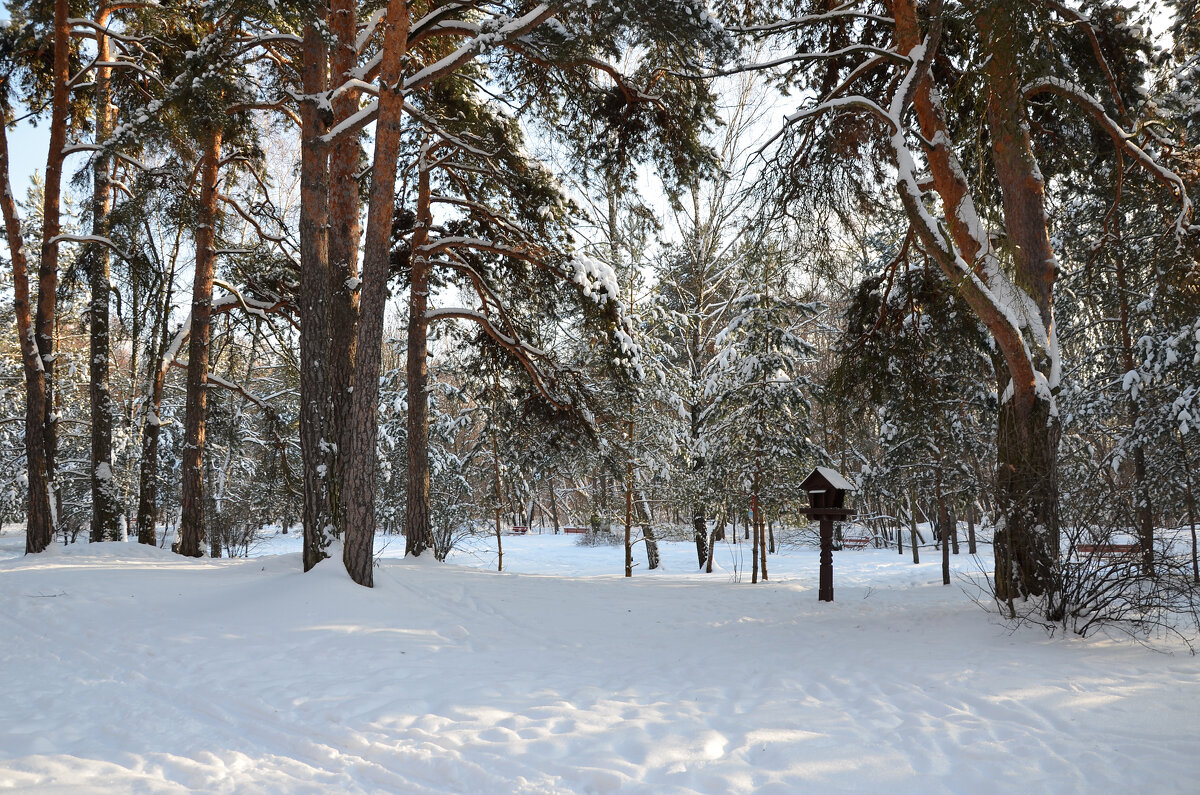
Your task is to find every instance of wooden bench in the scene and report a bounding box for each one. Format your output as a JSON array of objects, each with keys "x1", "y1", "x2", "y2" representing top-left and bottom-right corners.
[
  {"x1": 510, "y1": 526, "x2": 529, "y2": 535},
  {"x1": 1075, "y1": 543, "x2": 1139, "y2": 559},
  {"x1": 563, "y1": 527, "x2": 588, "y2": 534},
  {"x1": 840, "y1": 536, "x2": 872, "y2": 550}
]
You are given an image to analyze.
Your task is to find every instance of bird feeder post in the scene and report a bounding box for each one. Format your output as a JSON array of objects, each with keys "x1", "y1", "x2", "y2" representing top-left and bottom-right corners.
[{"x1": 799, "y1": 467, "x2": 856, "y2": 603}]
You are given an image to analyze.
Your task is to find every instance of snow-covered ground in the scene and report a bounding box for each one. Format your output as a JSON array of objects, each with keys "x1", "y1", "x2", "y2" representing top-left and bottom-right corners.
[{"x1": 1, "y1": 527, "x2": 1198, "y2": 793}]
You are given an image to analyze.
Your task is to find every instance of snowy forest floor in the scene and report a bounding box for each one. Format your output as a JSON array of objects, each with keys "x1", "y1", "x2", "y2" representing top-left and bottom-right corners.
[{"x1": 1, "y1": 528, "x2": 1198, "y2": 793}]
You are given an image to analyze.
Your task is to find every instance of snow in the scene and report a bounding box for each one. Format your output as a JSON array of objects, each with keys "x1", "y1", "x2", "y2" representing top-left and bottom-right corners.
[
  {"x1": 812, "y1": 466, "x2": 855, "y2": 492},
  {"x1": 1, "y1": 529, "x2": 1198, "y2": 793}
]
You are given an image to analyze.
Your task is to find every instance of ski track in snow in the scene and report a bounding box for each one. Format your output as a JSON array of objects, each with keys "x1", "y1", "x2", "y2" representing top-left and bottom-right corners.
[{"x1": 0, "y1": 529, "x2": 1197, "y2": 793}]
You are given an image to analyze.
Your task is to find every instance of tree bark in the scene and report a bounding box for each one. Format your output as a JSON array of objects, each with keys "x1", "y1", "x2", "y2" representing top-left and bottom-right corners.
[
  {"x1": 342, "y1": 0, "x2": 411, "y2": 587},
  {"x1": 405, "y1": 145, "x2": 434, "y2": 557},
  {"x1": 300, "y1": 17, "x2": 333, "y2": 571},
  {"x1": 624, "y1": 445, "x2": 634, "y2": 578},
  {"x1": 967, "y1": 502, "x2": 977, "y2": 555},
  {"x1": 177, "y1": 126, "x2": 223, "y2": 557},
  {"x1": 327, "y1": 0, "x2": 362, "y2": 536},
  {"x1": 908, "y1": 489, "x2": 920, "y2": 565},
  {"x1": 30, "y1": 0, "x2": 73, "y2": 549},
  {"x1": 0, "y1": 118, "x2": 54, "y2": 553},
  {"x1": 135, "y1": 268, "x2": 176, "y2": 546},
  {"x1": 889, "y1": 0, "x2": 1061, "y2": 601},
  {"x1": 548, "y1": 478, "x2": 561, "y2": 534},
  {"x1": 89, "y1": 15, "x2": 121, "y2": 542}
]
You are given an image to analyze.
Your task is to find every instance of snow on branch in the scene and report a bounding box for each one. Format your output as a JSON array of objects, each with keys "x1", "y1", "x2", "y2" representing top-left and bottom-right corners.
[{"x1": 1024, "y1": 77, "x2": 1198, "y2": 237}]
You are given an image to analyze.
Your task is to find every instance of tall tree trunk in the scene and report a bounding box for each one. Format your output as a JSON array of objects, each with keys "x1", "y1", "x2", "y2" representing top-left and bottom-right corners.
[
  {"x1": 89, "y1": 17, "x2": 121, "y2": 542},
  {"x1": 342, "y1": 0, "x2": 410, "y2": 587},
  {"x1": 405, "y1": 144, "x2": 434, "y2": 557},
  {"x1": 1179, "y1": 431, "x2": 1198, "y2": 584},
  {"x1": 939, "y1": 474, "x2": 950, "y2": 585},
  {"x1": 908, "y1": 489, "x2": 920, "y2": 565},
  {"x1": 979, "y1": 3, "x2": 1061, "y2": 606},
  {"x1": 751, "y1": 471, "x2": 760, "y2": 584},
  {"x1": 636, "y1": 490, "x2": 660, "y2": 570},
  {"x1": 31, "y1": 0, "x2": 73, "y2": 548},
  {"x1": 758, "y1": 507, "x2": 768, "y2": 581},
  {"x1": 1113, "y1": 237, "x2": 1155, "y2": 571},
  {"x1": 177, "y1": 126, "x2": 223, "y2": 557},
  {"x1": 299, "y1": 18, "x2": 333, "y2": 571},
  {"x1": 327, "y1": 0, "x2": 361, "y2": 536},
  {"x1": 624, "y1": 443, "x2": 634, "y2": 578},
  {"x1": 135, "y1": 266, "x2": 176, "y2": 546},
  {"x1": 0, "y1": 119, "x2": 53, "y2": 553},
  {"x1": 967, "y1": 502, "x2": 977, "y2": 555},
  {"x1": 890, "y1": 0, "x2": 1061, "y2": 605},
  {"x1": 548, "y1": 478, "x2": 561, "y2": 534},
  {"x1": 491, "y1": 426, "x2": 504, "y2": 572}
]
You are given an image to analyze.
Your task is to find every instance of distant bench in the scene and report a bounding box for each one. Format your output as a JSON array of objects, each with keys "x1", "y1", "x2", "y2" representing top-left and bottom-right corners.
[
  {"x1": 510, "y1": 526, "x2": 529, "y2": 535},
  {"x1": 563, "y1": 527, "x2": 588, "y2": 534},
  {"x1": 1075, "y1": 543, "x2": 1140, "y2": 559},
  {"x1": 839, "y1": 536, "x2": 872, "y2": 550}
]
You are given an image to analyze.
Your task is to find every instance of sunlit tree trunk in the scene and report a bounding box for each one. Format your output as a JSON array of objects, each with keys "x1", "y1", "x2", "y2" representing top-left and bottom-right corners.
[
  {"x1": 177, "y1": 126, "x2": 223, "y2": 557},
  {"x1": 0, "y1": 119, "x2": 53, "y2": 553},
  {"x1": 327, "y1": 0, "x2": 362, "y2": 536},
  {"x1": 343, "y1": 0, "x2": 411, "y2": 586},
  {"x1": 299, "y1": 17, "x2": 333, "y2": 571},
  {"x1": 88, "y1": 15, "x2": 122, "y2": 542},
  {"x1": 405, "y1": 144, "x2": 434, "y2": 557}
]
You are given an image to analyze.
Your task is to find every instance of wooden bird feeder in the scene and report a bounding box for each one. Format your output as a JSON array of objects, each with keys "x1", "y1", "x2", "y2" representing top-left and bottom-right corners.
[{"x1": 799, "y1": 467, "x2": 856, "y2": 602}]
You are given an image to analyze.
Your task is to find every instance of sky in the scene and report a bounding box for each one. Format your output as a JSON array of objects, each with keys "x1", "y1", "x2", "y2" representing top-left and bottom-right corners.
[{"x1": 2, "y1": 2, "x2": 49, "y2": 199}]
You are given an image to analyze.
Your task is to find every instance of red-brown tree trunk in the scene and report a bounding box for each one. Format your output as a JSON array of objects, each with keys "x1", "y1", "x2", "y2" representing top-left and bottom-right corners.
[
  {"x1": 177, "y1": 126, "x2": 223, "y2": 557},
  {"x1": 327, "y1": 0, "x2": 362, "y2": 536},
  {"x1": 890, "y1": 0, "x2": 1061, "y2": 603},
  {"x1": 299, "y1": 17, "x2": 333, "y2": 571},
  {"x1": 0, "y1": 119, "x2": 54, "y2": 553},
  {"x1": 30, "y1": 0, "x2": 73, "y2": 548},
  {"x1": 342, "y1": 0, "x2": 410, "y2": 586},
  {"x1": 405, "y1": 145, "x2": 433, "y2": 557},
  {"x1": 89, "y1": 16, "x2": 122, "y2": 542}
]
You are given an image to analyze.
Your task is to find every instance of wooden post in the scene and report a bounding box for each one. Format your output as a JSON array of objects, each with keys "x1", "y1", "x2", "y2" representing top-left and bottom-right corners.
[{"x1": 819, "y1": 515, "x2": 834, "y2": 602}]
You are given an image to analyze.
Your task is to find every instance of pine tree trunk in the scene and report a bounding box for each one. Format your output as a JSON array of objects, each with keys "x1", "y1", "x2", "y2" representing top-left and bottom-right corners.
[
  {"x1": 177, "y1": 126, "x2": 223, "y2": 558},
  {"x1": 327, "y1": 0, "x2": 361, "y2": 536},
  {"x1": 299, "y1": 19, "x2": 333, "y2": 571},
  {"x1": 967, "y1": 502, "x2": 977, "y2": 555},
  {"x1": 950, "y1": 506, "x2": 959, "y2": 555},
  {"x1": 759, "y1": 508, "x2": 768, "y2": 582},
  {"x1": 939, "y1": 478, "x2": 950, "y2": 585},
  {"x1": 890, "y1": 0, "x2": 1063, "y2": 606},
  {"x1": 751, "y1": 481, "x2": 760, "y2": 584},
  {"x1": 405, "y1": 147, "x2": 433, "y2": 557},
  {"x1": 1114, "y1": 243, "x2": 1155, "y2": 571},
  {"x1": 624, "y1": 446, "x2": 634, "y2": 578},
  {"x1": 342, "y1": 0, "x2": 410, "y2": 587},
  {"x1": 30, "y1": 0, "x2": 72, "y2": 548},
  {"x1": 1178, "y1": 431, "x2": 1198, "y2": 583},
  {"x1": 994, "y1": 397, "x2": 1059, "y2": 603},
  {"x1": 135, "y1": 275, "x2": 174, "y2": 547},
  {"x1": 88, "y1": 19, "x2": 121, "y2": 543},
  {"x1": 491, "y1": 427, "x2": 503, "y2": 572},
  {"x1": 0, "y1": 120, "x2": 54, "y2": 553},
  {"x1": 548, "y1": 478, "x2": 561, "y2": 534},
  {"x1": 908, "y1": 490, "x2": 920, "y2": 565}
]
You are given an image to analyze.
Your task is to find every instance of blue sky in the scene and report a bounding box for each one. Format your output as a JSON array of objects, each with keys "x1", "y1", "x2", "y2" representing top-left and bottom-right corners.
[{"x1": 2, "y1": 2, "x2": 49, "y2": 198}]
